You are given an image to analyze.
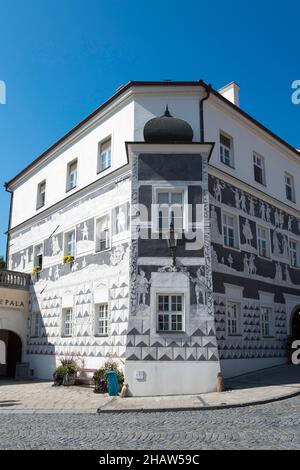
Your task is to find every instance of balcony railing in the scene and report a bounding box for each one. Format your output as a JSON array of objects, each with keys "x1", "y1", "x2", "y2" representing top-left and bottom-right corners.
[{"x1": 0, "y1": 270, "x2": 30, "y2": 290}]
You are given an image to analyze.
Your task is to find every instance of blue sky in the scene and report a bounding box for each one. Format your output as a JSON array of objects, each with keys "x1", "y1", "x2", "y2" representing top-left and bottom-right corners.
[{"x1": 0, "y1": 0, "x2": 300, "y2": 256}]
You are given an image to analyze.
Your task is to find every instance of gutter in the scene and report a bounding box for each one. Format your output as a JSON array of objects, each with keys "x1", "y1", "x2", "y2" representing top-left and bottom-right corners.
[
  {"x1": 4, "y1": 182, "x2": 13, "y2": 267},
  {"x1": 199, "y1": 82, "x2": 211, "y2": 142}
]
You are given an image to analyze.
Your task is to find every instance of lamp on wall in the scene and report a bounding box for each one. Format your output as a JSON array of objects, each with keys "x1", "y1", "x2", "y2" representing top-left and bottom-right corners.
[{"x1": 167, "y1": 221, "x2": 177, "y2": 268}]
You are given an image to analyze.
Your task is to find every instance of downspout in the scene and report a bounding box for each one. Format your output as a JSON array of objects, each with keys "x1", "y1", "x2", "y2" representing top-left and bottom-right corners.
[
  {"x1": 4, "y1": 183, "x2": 13, "y2": 269},
  {"x1": 199, "y1": 82, "x2": 211, "y2": 142}
]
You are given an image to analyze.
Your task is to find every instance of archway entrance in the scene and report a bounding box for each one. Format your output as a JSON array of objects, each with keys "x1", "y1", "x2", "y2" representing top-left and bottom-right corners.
[
  {"x1": 0, "y1": 330, "x2": 22, "y2": 378},
  {"x1": 291, "y1": 308, "x2": 300, "y2": 339}
]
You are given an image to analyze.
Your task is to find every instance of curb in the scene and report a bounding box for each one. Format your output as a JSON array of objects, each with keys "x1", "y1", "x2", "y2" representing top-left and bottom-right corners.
[{"x1": 96, "y1": 389, "x2": 300, "y2": 414}]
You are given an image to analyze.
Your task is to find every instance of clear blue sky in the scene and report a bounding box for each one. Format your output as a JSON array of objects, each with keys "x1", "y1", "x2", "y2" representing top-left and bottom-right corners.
[{"x1": 1, "y1": 0, "x2": 300, "y2": 256}]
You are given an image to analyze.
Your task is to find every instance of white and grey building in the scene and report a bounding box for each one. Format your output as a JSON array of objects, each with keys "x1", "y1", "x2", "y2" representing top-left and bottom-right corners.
[{"x1": 1, "y1": 80, "x2": 300, "y2": 395}]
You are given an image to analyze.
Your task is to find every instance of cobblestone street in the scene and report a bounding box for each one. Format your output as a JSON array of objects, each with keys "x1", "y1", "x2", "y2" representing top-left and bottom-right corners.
[{"x1": 0, "y1": 396, "x2": 299, "y2": 450}]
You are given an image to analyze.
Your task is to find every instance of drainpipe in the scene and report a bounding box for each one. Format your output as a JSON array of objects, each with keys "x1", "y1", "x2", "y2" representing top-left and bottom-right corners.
[
  {"x1": 4, "y1": 183, "x2": 13, "y2": 269},
  {"x1": 199, "y1": 82, "x2": 211, "y2": 142}
]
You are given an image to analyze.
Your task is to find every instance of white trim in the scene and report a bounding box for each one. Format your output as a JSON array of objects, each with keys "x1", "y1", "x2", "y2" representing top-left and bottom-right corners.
[
  {"x1": 63, "y1": 227, "x2": 77, "y2": 258},
  {"x1": 221, "y1": 208, "x2": 240, "y2": 251},
  {"x1": 94, "y1": 211, "x2": 112, "y2": 254}
]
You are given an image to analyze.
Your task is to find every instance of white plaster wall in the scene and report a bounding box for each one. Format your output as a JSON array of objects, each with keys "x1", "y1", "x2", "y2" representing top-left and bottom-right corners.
[
  {"x1": 205, "y1": 98, "x2": 300, "y2": 208},
  {"x1": 125, "y1": 361, "x2": 220, "y2": 396},
  {"x1": 133, "y1": 89, "x2": 300, "y2": 211},
  {"x1": 10, "y1": 100, "x2": 134, "y2": 228},
  {"x1": 133, "y1": 92, "x2": 201, "y2": 142},
  {"x1": 220, "y1": 358, "x2": 286, "y2": 378}
]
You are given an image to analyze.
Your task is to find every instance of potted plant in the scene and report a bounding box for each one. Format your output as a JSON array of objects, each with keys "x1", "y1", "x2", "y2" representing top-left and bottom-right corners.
[
  {"x1": 63, "y1": 255, "x2": 74, "y2": 265},
  {"x1": 93, "y1": 361, "x2": 124, "y2": 394},
  {"x1": 53, "y1": 357, "x2": 78, "y2": 386},
  {"x1": 32, "y1": 265, "x2": 41, "y2": 276}
]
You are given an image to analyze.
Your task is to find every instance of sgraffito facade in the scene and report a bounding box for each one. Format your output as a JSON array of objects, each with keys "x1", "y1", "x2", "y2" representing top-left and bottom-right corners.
[{"x1": 2, "y1": 80, "x2": 300, "y2": 394}]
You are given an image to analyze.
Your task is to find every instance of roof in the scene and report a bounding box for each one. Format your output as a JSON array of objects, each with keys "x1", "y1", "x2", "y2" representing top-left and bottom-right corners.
[{"x1": 5, "y1": 80, "x2": 300, "y2": 188}]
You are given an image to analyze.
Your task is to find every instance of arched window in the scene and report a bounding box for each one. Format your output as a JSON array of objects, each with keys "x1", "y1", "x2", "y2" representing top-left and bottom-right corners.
[{"x1": 0, "y1": 340, "x2": 6, "y2": 364}]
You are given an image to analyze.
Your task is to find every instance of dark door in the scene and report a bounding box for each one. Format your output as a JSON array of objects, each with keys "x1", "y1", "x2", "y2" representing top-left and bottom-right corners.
[
  {"x1": 292, "y1": 309, "x2": 300, "y2": 339},
  {"x1": 6, "y1": 331, "x2": 22, "y2": 378}
]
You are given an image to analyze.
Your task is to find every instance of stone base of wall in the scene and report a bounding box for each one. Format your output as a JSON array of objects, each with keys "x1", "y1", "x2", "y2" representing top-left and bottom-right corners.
[
  {"x1": 220, "y1": 357, "x2": 286, "y2": 379},
  {"x1": 125, "y1": 361, "x2": 221, "y2": 396}
]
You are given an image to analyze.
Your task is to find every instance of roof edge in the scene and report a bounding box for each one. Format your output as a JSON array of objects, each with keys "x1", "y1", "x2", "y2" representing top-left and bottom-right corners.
[{"x1": 5, "y1": 79, "x2": 300, "y2": 188}]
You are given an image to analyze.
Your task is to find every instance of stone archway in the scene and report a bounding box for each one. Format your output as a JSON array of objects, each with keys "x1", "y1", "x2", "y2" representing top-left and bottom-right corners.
[
  {"x1": 0, "y1": 330, "x2": 22, "y2": 378},
  {"x1": 291, "y1": 307, "x2": 300, "y2": 339}
]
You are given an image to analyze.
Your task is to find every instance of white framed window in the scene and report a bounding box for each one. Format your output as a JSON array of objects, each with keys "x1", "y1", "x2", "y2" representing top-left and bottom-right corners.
[
  {"x1": 261, "y1": 306, "x2": 272, "y2": 337},
  {"x1": 220, "y1": 132, "x2": 234, "y2": 167},
  {"x1": 36, "y1": 181, "x2": 46, "y2": 209},
  {"x1": 290, "y1": 239, "x2": 300, "y2": 268},
  {"x1": 66, "y1": 159, "x2": 78, "y2": 191},
  {"x1": 95, "y1": 303, "x2": 109, "y2": 336},
  {"x1": 257, "y1": 225, "x2": 271, "y2": 258},
  {"x1": 31, "y1": 312, "x2": 42, "y2": 337},
  {"x1": 157, "y1": 294, "x2": 184, "y2": 332},
  {"x1": 64, "y1": 230, "x2": 76, "y2": 257},
  {"x1": 222, "y1": 212, "x2": 239, "y2": 249},
  {"x1": 97, "y1": 137, "x2": 111, "y2": 173},
  {"x1": 253, "y1": 152, "x2": 266, "y2": 185},
  {"x1": 95, "y1": 214, "x2": 111, "y2": 252},
  {"x1": 226, "y1": 302, "x2": 241, "y2": 336},
  {"x1": 285, "y1": 172, "x2": 295, "y2": 202},
  {"x1": 33, "y1": 243, "x2": 44, "y2": 269},
  {"x1": 154, "y1": 188, "x2": 186, "y2": 233},
  {"x1": 62, "y1": 308, "x2": 73, "y2": 337}
]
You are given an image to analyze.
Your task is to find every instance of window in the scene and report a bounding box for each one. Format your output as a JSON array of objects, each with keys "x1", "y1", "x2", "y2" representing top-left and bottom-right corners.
[
  {"x1": 220, "y1": 133, "x2": 234, "y2": 167},
  {"x1": 62, "y1": 308, "x2": 73, "y2": 337},
  {"x1": 31, "y1": 312, "x2": 42, "y2": 337},
  {"x1": 222, "y1": 212, "x2": 239, "y2": 248},
  {"x1": 156, "y1": 190, "x2": 184, "y2": 232},
  {"x1": 290, "y1": 239, "x2": 300, "y2": 268},
  {"x1": 253, "y1": 153, "x2": 266, "y2": 185},
  {"x1": 36, "y1": 181, "x2": 46, "y2": 209},
  {"x1": 227, "y1": 302, "x2": 240, "y2": 336},
  {"x1": 98, "y1": 138, "x2": 111, "y2": 173},
  {"x1": 64, "y1": 230, "x2": 76, "y2": 257},
  {"x1": 66, "y1": 159, "x2": 77, "y2": 191},
  {"x1": 257, "y1": 225, "x2": 270, "y2": 258},
  {"x1": 34, "y1": 244, "x2": 44, "y2": 269},
  {"x1": 95, "y1": 214, "x2": 111, "y2": 252},
  {"x1": 261, "y1": 307, "x2": 272, "y2": 337},
  {"x1": 95, "y1": 304, "x2": 109, "y2": 336},
  {"x1": 157, "y1": 294, "x2": 184, "y2": 332},
  {"x1": 285, "y1": 172, "x2": 295, "y2": 202}
]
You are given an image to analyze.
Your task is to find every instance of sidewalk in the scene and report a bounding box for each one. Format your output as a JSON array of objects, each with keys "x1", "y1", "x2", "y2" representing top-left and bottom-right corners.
[
  {"x1": 0, "y1": 364, "x2": 299, "y2": 413},
  {"x1": 97, "y1": 364, "x2": 300, "y2": 413}
]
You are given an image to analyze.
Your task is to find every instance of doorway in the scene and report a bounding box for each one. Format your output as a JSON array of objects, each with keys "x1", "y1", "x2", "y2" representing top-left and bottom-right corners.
[
  {"x1": 291, "y1": 308, "x2": 300, "y2": 339},
  {"x1": 0, "y1": 330, "x2": 22, "y2": 378}
]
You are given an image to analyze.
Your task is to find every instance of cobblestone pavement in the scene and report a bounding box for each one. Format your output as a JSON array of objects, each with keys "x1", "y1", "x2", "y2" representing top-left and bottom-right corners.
[{"x1": 0, "y1": 396, "x2": 299, "y2": 450}]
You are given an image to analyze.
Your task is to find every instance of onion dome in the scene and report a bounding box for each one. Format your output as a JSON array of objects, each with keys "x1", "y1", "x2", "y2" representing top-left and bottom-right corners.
[{"x1": 143, "y1": 105, "x2": 193, "y2": 143}]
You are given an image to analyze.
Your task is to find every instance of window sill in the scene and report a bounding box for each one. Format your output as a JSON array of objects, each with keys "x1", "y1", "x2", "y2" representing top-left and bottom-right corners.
[
  {"x1": 156, "y1": 330, "x2": 186, "y2": 334},
  {"x1": 61, "y1": 335, "x2": 73, "y2": 338},
  {"x1": 253, "y1": 179, "x2": 267, "y2": 188},
  {"x1": 220, "y1": 161, "x2": 235, "y2": 170},
  {"x1": 227, "y1": 334, "x2": 243, "y2": 338},
  {"x1": 97, "y1": 166, "x2": 112, "y2": 175},
  {"x1": 262, "y1": 336, "x2": 275, "y2": 340},
  {"x1": 95, "y1": 334, "x2": 109, "y2": 338},
  {"x1": 36, "y1": 204, "x2": 45, "y2": 211},
  {"x1": 223, "y1": 244, "x2": 241, "y2": 253},
  {"x1": 66, "y1": 185, "x2": 77, "y2": 194},
  {"x1": 95, "y1": 247, "x2": 111, "y2": 254}
]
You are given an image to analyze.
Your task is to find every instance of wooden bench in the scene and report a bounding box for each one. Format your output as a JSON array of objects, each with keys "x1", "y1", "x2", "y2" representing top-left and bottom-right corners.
[{"x1": 75, "y1": 368, "x2": 97, "y2": 387}]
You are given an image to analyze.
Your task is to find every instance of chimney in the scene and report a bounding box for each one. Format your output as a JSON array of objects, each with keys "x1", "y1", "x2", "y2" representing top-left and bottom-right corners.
[{"x1": 218, "y1": 81, "x2": 240, "y2": 107}]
